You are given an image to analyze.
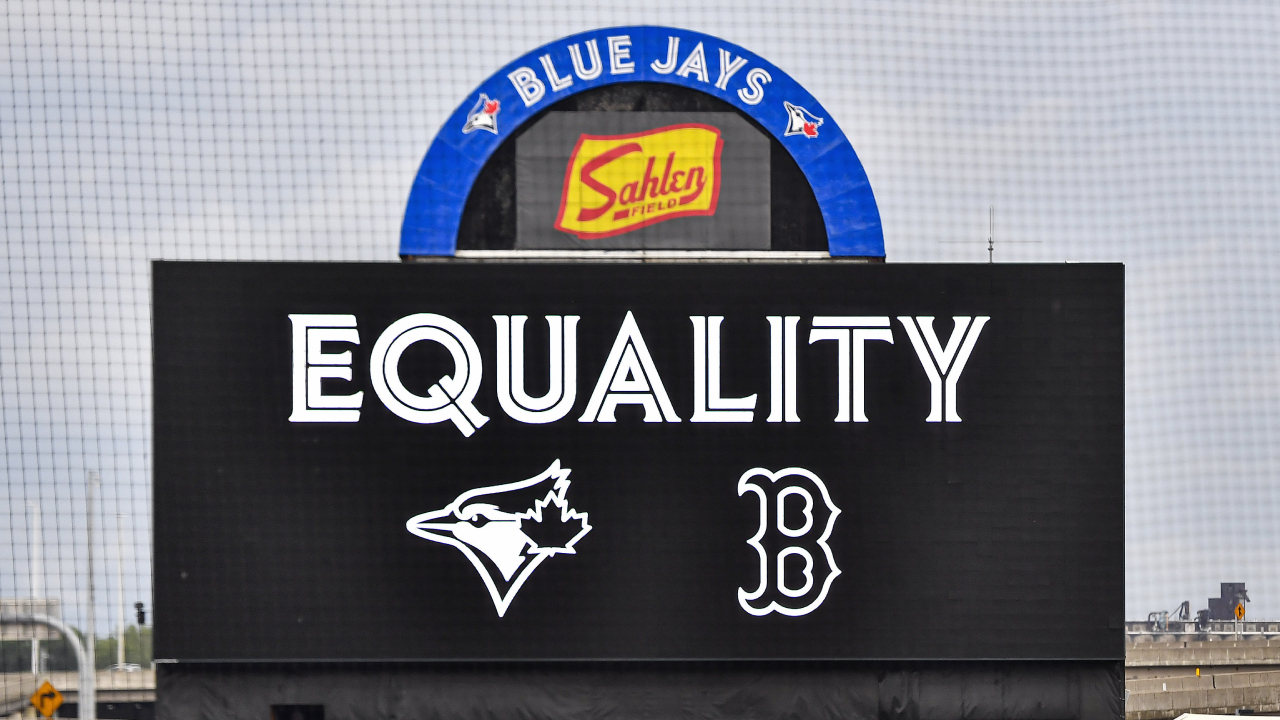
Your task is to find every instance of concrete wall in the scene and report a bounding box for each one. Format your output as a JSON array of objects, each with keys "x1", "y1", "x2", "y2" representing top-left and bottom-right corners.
[
  {"x1": 1125, "y1": 637, "x2": 1280, "y2": 719},
  {"x1": 1126, "y1": 669, "x2": 1280, "y2": 720}
]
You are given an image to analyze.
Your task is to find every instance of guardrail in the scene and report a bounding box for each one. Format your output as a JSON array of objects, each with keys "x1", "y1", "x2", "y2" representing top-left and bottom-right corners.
[{"x1": 0, "y1": 614, "x2": 95, "y2": 720}]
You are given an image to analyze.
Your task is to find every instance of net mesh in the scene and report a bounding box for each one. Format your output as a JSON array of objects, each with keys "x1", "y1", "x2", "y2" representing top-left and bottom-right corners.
[{"x1": 3, "y1": 2, "x2": 1279, "y2": 672}]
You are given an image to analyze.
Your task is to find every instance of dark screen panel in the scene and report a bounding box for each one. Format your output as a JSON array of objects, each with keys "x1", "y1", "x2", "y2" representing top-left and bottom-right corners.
[{"x1": 153, "y1": 261, "x2": 1122, "y2": 661}]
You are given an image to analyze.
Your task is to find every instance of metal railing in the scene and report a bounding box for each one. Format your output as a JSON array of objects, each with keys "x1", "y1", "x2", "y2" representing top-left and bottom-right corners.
[{"x1": 0, "y1": 614, "x2": 94, "y2": 720}]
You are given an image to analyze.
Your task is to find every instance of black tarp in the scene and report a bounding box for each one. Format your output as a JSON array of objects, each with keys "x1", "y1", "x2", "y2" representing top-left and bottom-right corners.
[{"x1": 158, "y1": 661, "x2": 1122, "y2": 720}]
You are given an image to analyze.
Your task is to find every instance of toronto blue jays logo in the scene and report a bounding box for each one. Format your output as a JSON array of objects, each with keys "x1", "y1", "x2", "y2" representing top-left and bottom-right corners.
[
  {"x1": 783, "y1": 101, "x2": 824, "y2": 139},
  {"x1": 462, "y1": 93, "x2": 501, "y2": 134},
  {"x1": 406, "y1": 460, "x2": 591, "y2": 617}
]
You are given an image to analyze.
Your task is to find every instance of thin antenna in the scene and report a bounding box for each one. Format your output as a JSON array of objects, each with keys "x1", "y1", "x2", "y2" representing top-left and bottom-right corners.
[
  {"x1": 936, "y1": 206, "x2": 1038, "y2": 256},
  {"x1": 988, "y1": 206, "x2": 994, "y2": 263}
]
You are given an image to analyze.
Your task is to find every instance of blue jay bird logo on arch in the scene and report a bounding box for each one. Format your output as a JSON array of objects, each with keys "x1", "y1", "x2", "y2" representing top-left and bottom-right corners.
[
  {"x1": 462, "y1": 93, "x2": 500, "y2": 134},
  {"x1": 782, "y1": 101, "x2": 823, "y2": 139},
  {"x1": 406, "y1": 460, "x2": 591, "y2": 617}
]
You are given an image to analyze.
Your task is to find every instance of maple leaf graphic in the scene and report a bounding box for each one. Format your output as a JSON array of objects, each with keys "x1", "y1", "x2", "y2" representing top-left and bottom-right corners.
[{"x1": 518, "y1": 490, "x2": 591, "y2": 554}]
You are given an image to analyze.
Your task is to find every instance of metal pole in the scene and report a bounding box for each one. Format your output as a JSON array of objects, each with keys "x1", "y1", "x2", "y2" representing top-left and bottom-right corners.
[
  {"x1": 1, "y1": 614, "x2": 94, "y2": 720},
  {"x1": 116, "y1": 513, "x2": 126, "y2": 667},
  {"x1": 27, "y1": 501, "x2": 42, "y2": 674},
  {"x1": 86, "y1": 471, "x2": 99, "y2": 713}
]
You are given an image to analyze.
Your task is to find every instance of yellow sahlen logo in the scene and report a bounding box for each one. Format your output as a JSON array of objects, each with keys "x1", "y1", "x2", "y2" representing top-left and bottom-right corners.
[{"x1": 555, "y1": 124, "x2": 723, "y2": 239}]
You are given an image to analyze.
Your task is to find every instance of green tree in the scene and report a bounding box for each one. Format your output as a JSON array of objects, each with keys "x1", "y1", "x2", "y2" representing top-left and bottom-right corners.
[{"x1": 93, "y1": 626, "x2": 153, "y2": 668}]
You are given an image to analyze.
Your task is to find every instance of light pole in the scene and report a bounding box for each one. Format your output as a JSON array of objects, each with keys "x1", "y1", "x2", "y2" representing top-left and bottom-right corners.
[
  {"x1": 27, "y1": 501, "x2": 42, "y2": 674},
  {"x1": 86, "y1": 472, "x2": 99, "y2": 687},
  {"x1": 115, "y1": 513, "x2": 128, "y2": 667}
]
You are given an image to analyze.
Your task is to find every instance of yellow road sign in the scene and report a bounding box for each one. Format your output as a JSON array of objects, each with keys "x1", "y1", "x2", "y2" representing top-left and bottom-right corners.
[
  {"x1": 30, "y1": 680, "x2": 63, "y2": 718},
  {"x1": 1235, "y1": 603, "x2": 1246, "y2": 621}
]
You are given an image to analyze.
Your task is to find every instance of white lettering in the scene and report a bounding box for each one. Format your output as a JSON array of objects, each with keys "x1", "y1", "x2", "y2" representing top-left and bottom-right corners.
[
  {"x1": 607, "y1": 35, "x2": 635, "y2": 75},
  {"x1": 651, "y1": 36, "x2": 679, "y2": 74},
  {"x1": 580, "y1": 311, "x2": 680, "y2": 423},
  {"x1": 898, "y1": 316, "x2": 989, "y2": 422},
  {"x1": 568, "y1": 40, "x2": 603, "y2": 80},
  {"x1": 288, "y1": 311, "x2": 988, "y2": 430},
  {"x1": 715, "y1": 49, "x2": 748, "y2": 91},
  {"x1": 808, "y1": 317, "x2": 894, "y2": 423},
  {"x1": 675, "y1": 41, "x2": 709, "y2": 83},
  {"x1": 494, "y1": 315, "x2": 579, "y2": 424},
  {"x1": 690, "y1": 316, "x2": 756, "y2": 422},
  {"x1": 507, "y1": 67, "x2": 545, "y2": 107},
  {"x1": 539, "y1": 53, "x2": 574, "y2": 92},
  {"x1": 369, "y1": 314, "x2": 489, "y2": 437},
  {"x1": 737, "y1": 67, "x2": 771, "y2": 105},
  {"x1": 288, "y1": 314, "x2": 362, "y2": 422},
  {"x1": 767, "y1": 316, "x2": 800, "y2": 422}
]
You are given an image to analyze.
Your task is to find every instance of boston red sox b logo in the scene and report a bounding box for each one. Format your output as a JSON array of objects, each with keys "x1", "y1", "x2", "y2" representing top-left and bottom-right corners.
[{"x1": 738, "y1": 467, "x2": 841, "y2": 616}]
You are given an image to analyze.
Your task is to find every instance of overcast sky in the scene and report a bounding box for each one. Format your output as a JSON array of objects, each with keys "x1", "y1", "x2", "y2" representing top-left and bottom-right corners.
[{"x1": 2, "y1": 0, "x2": 1279, "y2": 629}]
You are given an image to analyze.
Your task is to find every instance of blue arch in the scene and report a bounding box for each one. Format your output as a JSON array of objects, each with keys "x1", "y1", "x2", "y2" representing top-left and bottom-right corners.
[{"x1": 400, "y1": 26, "x2": 883, "y2": 257}]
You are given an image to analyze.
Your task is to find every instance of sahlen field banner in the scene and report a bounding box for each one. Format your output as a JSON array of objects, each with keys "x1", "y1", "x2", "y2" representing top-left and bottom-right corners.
[
  {"x1": 153, "y1": 262, "x2": 1122, "y2": 662},
  {"x1": 515, "y1": 112, "x2": 771, "y2": 249}
]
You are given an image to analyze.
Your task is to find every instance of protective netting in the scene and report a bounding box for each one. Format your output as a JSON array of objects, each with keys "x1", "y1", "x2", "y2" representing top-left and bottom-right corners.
[{"x1": 3, "y1": 2, "x2": 1279, "y2": 674}]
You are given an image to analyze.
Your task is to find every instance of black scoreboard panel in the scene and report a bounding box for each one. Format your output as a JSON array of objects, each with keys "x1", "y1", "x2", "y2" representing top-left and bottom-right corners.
[{"x1": 153, "y1": 261, "x2": 1123, "y2": 662}]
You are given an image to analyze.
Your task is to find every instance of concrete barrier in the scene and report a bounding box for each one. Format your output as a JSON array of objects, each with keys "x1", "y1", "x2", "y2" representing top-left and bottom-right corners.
[
  {"x1": 1128, "y1": 642, "x2": 1280, "y2": 668},
  {"x1": 1126, "y1": 669, "x2": 1280, "y2": 720},
  {"x1": 0, "y1": 671, "x2": 154, "y2": 717}
]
